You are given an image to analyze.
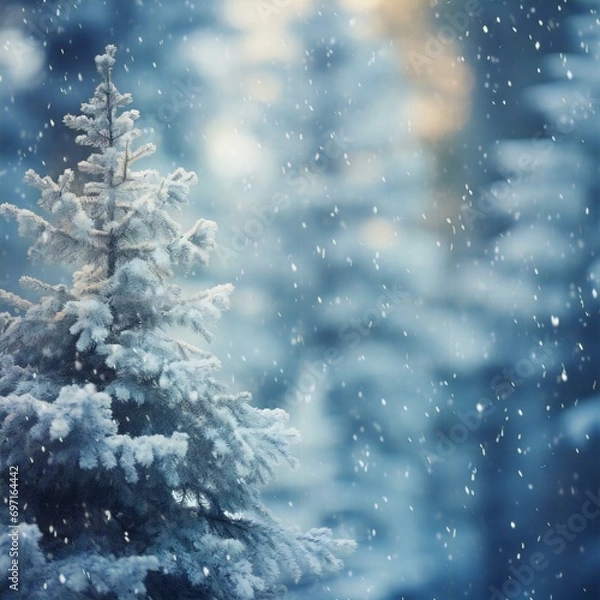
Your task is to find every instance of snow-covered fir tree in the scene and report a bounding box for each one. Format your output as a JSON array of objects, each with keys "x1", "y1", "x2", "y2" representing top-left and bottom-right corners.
[{"x1": 0, "y1": 44, "x2": 353, "y2": 600}]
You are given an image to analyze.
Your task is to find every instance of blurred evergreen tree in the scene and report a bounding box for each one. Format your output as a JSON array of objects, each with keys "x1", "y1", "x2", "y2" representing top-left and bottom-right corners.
[
  {"x1": 458, "y1": 1, "x2": 600, "y2": 597},
  {"x1": 181, "y1": 2, "x2": 478, "y2": 598}
]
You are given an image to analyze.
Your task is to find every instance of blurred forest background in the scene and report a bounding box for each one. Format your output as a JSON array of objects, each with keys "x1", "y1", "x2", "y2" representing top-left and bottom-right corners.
[{"x1": 2, "y1": 0, "x2": 600, "y2": 598}]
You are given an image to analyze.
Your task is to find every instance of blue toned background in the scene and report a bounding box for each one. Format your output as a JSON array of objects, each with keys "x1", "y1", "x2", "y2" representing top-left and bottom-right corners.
[{"x1": 2, "y1": 0, "x2": 600, "y2": 598}]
